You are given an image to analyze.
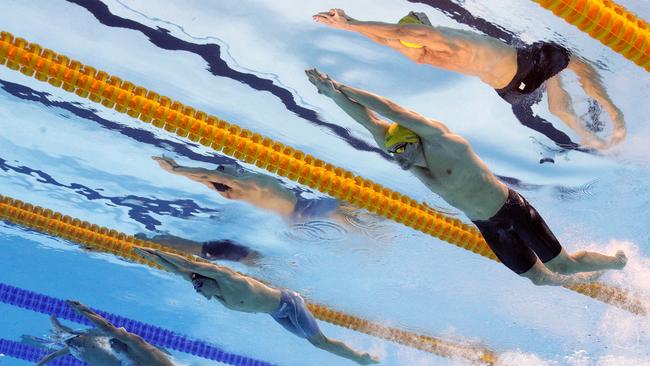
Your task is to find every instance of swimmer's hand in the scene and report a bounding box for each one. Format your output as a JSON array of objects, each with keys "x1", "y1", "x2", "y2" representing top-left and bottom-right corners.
[
  {"x1": 152, "y1": 155, "x2": 179, "y2": 172},
  {"x1": 66, "y1": 300, "x2": 93, "y2": 315},
  {"x1": 305, "y1": 68, "x2": 342, "y2": 97},
  {"x1": 313, "y1": 9, "x2": 353, "y2": 30},
  {"x1": 134, "y1": 247, "x2": 196, "y2": 282}
]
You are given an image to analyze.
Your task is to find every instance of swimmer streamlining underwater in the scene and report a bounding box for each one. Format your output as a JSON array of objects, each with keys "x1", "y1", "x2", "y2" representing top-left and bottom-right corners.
[
  {"x1": 306, "y1": 68, "x2": 627, "y2": 285},
  {"x1": 153, "y1": 155, "x2": 368, "y2": 223},
  {"x1": 36, "y1": 301, "x2": 174, "y2": 366},
  {"x1": 313, "y1": 9, "x2": 626, "y2": 151},
  {"x1": 134, "y1": 247, "x2": 379, "y2": 365}
]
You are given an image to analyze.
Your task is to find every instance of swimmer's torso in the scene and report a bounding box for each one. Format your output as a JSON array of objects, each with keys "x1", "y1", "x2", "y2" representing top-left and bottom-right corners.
[
  {"x1": 66, "y1": 333, "x2": 121, "y2": 366},
  {"x1": 410, "y1": 134, "x2": 508, "y2": 221},
  {"x1": 403, "y1": 27, "x2": 518, "y2": 89},
  {"x1": 215, "y1": 275, "x2": 282, "y2": 314},
  {"x1": 124, "y1": 339, "x2": 175, "y2": 366}
]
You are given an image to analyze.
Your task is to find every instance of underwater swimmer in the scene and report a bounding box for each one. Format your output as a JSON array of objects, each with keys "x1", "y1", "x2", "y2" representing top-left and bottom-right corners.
[
  {"x1": 313, "y1": 9, "x2": 626, "y2": 150},
  {"x1": 306, "y1": 68, "x2": 627, "y2": 286},
  {"x1": 153, "y1": 155, "x2": 367, "y2": 223},
  {"x1": 134, "y1": 247, "x2": 379, "y2": 365},
  {"x1": 34, "y1": 315, "x2": 120, "y2": 366},
  {"x1": 37, "y1": 302, "x2": 174, "y2": 366}
]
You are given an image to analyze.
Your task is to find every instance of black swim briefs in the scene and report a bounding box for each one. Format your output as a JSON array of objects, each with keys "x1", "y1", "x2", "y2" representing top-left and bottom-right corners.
[
  {"x1": 496, "y1": 42, "x2": 571, "y2": 105},
  {"x1": 472, "y1": 189, "x2": 563, "y2": 274}
]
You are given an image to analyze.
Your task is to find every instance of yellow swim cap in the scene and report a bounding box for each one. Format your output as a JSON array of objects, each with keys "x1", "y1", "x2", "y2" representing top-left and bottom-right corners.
[
  {"x1": 385, "y1": 124, "x2": 419, "y2": 151},
  {"x1": 397, "y1": 15, "x2": 424, "y2": 49}
]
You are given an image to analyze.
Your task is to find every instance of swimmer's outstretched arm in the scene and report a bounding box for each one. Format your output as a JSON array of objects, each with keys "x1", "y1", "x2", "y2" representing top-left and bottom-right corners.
[
  {"x1": 152, "y1": 156, "x2": 244, "y2": 192},
  {"x1": 314, "y1": 9, "x2": 445, "y2": 50},
  {"x1": 36, "y1": 347, "x2": 70, "y2": 366},
  {"x1": 66, "y1": 301, "x2": 131, "y2": 342},
  {"x1": 336, "y1": 82, "x2": 449, "y2": 138},
  {"x1": 136, "y1": 247, "x2": 239, "y2": 283},
  {"x1": 305, "y1": 69, "x2": 390, "y2": 148}
]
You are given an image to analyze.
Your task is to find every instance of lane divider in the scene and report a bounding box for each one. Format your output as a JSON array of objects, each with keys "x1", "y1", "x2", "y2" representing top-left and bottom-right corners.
[
  {"x1": 0, "y1": 338, "x2": 86, "y2": 366},
  {"x1": 532, "y1": 0, "x2": 650, "y2": 71},
  {"x1": 0, "y1": 194, "x2": 497, "y2": 364},
  {"x1": 0, "y1": 31, "x2": 644, "y2": 315},
  {"x1": 0, "y1": 283, "x2": 274, "y2": 366}
]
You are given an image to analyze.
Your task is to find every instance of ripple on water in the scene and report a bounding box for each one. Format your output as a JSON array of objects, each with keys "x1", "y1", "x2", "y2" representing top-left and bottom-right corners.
[
  {"x1": 554, "y1": 180, "x2": 598, "y2": 201},
  {"x1": 283, "y1": 220, "x2": 348, "y2": 244}
]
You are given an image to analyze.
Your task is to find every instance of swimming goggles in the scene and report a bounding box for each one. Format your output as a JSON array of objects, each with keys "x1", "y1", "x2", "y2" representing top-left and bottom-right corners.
[{"x1": 388, "y1": 142, "x2": 410, "y2": 154}]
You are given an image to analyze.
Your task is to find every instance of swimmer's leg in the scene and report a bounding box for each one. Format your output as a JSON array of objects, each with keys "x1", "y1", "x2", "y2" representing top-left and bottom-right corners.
[
  {"x1": 36, "y1": 347, "x2": 70, "y2": 366},
  {"x1": 520, "y1": 258, "x2": 604, "y2": 286},
  {"x1": 546, "y1": 75, "x2": 607, "y2": 149},
  {"x1": 544, "y1": 247, "x2": 627, "y2": 275},
  {"x1": 307, "y1": 331, "x2": 378, "y2": 365}
]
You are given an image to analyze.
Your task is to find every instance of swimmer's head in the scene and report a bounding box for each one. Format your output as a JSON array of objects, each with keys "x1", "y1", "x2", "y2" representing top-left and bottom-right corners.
[
  {"x1": 397, "y1": 12, "x2": 429, "y2": 49},
  {"x1": 385, "y1": 124, "x2": 422, "y2": 170},
  {"x1": 191, "y1": 273, "x2": 220, "y2": 300}
]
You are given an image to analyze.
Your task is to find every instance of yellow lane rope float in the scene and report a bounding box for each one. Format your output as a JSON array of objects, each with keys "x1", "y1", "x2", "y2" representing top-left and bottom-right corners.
[
  {"x1": 532, "y1": 0, "x2": 650, "y2": 71},
  {"x1": 0, "y1": 31, "x2": 645, "y2": 316},
  {"x1": 0, "y1": 194, "x2": 496, "y2": 365}
]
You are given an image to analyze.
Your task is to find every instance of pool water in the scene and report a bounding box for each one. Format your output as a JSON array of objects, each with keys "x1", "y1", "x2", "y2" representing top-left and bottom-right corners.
[{"x1": 1, "y1": 1, "x2": 649, "y2": 365}]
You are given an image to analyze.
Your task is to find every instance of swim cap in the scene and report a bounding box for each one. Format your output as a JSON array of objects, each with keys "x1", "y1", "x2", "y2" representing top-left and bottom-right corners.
[
  {"x1": 385, "y1": 124, "x2": 419, "y2": 149},
  {"x1": 397, "y1": 15, "x2": 425, "y2": 49}
]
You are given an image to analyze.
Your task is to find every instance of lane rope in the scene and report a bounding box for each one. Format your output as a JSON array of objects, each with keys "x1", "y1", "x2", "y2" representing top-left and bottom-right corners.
[
  {"x1": 0, "y1": 30, "x2": 644, "y2": 315},
  {"x1": 0, "y1": 284, "x2": 275, "y2": 366},
  {"x1": 0, "y1": 338, "x2": 86, "y2": 366},
  {"x1": 531, "y1": 0, "x2": 650, "y2": 71},
  {"x1": 0, "y1": 194, "x2": 497, "y2": 364}
]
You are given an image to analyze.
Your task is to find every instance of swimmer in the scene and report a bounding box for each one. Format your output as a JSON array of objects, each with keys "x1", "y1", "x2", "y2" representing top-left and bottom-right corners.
[
  {"x1": 134, "y1": 247, "x2": 379, "y2": 365},
  {"x1": 37, "y1": 301, "x2": 174, "y2": 366},
  {"x1": 34, "y1": 315, "x2": 120, "y2": 366},
  {"x1": 153, "y1": 156, "x2": 369, "y2": 223},
  {"x1": 313, "y1": 9, "x2": 626, "y2": 150},
  {"x1": 306, "y1": 68, "x2": 627, "y2": 286},
  {"x1": 136, "y1": 233, "x2": 262, "y2": 265}
]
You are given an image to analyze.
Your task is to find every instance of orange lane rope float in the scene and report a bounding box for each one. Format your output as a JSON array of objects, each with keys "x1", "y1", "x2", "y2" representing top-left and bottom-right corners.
[
  {"x1": 0, "y1": 31, "x2": 645, "y2": 316},
  {"x1": 532, "y1": 0, "x2": 650, "y2": 72},
  {"x1": 0, "y1": 194, "x2": 496, "y2": 365}
]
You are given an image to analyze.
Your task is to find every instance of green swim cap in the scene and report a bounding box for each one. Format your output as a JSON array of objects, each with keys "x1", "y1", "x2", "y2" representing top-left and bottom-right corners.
[
  {"x1": 397, "y1": 14, "x2": 424, "y2": 49},
  {"x1": 385, "y1": 124, "x2": 419, "y2": 151}
]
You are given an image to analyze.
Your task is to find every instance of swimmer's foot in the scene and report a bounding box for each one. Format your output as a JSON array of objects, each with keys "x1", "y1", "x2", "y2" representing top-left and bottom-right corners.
[
  {"x1": 357, "y1": 353, "x2": 380, "y2": 365},
  {"x1": 614, "y1": 250, "x2": 628, "y2": 270}
]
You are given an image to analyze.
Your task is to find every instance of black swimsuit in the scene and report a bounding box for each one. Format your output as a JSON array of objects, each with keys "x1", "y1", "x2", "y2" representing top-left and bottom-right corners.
[
  {"x1": 472, "y1": 189, "x2": 562, "y2": 274},
  {"x1": 496, "y1": 42, "x2": 571, "y2": 104},
  {"x1": 495, "y1": 42, "x2": 581, "y2": 150}
]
